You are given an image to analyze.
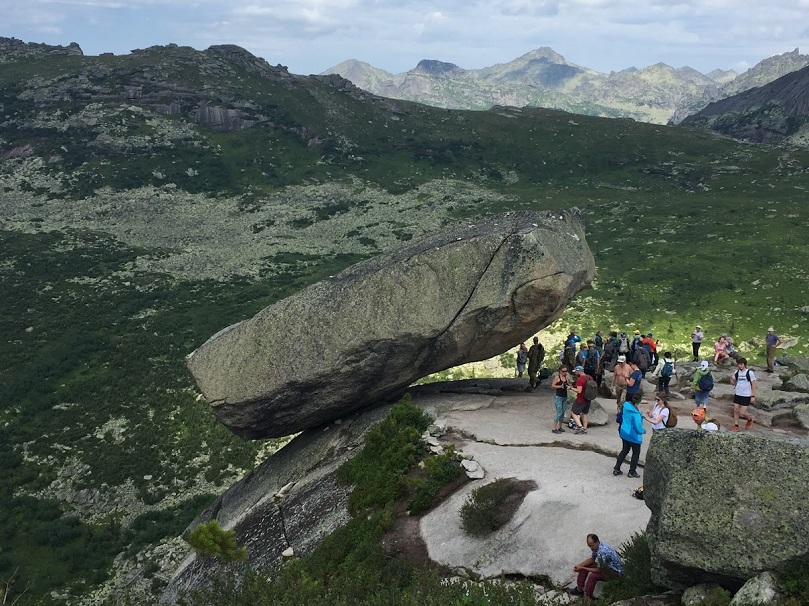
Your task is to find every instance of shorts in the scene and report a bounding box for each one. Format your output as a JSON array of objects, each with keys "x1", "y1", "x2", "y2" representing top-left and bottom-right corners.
[
  {"x1": 695, "y1": 390, "x2": 710, "y2": 406},
  {"x1": 733, "y1": 395, "x2": 752, "y2": 407},
  {"x1": 572, "y1": 400, "x2": 591, "y2": 415}
]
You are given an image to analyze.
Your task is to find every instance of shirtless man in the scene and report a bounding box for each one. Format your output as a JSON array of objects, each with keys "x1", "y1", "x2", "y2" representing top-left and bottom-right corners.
[{"x1": 611, "y1": 354, "x2": 631, "y2": 411}]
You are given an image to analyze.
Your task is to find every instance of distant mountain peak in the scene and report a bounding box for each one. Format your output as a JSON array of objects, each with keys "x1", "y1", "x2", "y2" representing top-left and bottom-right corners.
[{"x1": 413, "y1": 59, "x2": 463, "y2": 75}]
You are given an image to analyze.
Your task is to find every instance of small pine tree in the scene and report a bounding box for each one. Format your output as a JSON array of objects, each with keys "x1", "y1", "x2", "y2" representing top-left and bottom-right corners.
[{"x1": 185, "y1": 520, "x2": 247, "y2": 562}]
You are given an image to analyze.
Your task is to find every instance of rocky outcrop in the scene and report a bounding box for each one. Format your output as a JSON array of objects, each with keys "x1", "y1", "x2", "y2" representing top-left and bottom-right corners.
[
  {"x1": 186, "y1": 210, "x2": 595, "y2": 439},
  {"x1": 644, "y1": 430, "x2": 809, "y2": 589},
  {"x1": 0, "y1": 37, "x2": 82, "y2": 62}
]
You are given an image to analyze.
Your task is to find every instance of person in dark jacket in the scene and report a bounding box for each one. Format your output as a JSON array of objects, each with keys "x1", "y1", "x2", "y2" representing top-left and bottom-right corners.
[{"x1": 527, "y1": 336, "x2": 545, "y2": 389}]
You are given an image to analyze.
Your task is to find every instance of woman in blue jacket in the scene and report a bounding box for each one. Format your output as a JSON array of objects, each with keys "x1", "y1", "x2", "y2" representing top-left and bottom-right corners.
[{"x1": 613, "y1": 394, "x2": 646, "y2": 478}]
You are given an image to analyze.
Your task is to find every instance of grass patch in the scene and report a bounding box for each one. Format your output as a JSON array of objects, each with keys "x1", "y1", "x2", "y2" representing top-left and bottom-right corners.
[
  {"x1": 599, "y1": 531, "x2": 662, "y2": 603},
  {"x1": 460, "y1": 477, "x2": 536, "y2": 536}
]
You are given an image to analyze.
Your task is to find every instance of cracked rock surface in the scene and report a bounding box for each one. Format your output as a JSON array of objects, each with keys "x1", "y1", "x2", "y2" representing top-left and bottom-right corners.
[{"x1": 186, "y1": 209, "x2": 595, "y2": 439}]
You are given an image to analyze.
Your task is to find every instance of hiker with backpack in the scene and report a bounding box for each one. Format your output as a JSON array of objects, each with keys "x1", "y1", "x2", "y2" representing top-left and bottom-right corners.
[
  {"x1": 729, "y1": 357, "x2": 756, "y2": 432},
  {"x1": 643, "y1": 394, "x2": 674, "y2": 430},
  {"x1": 650, "y1": 351, "x2": 675, "y2": 397},
  {"x1": 631, "y1": 342, "x2": 651, "y2": 378},
  {"x1": 691, "y1": 360, "x2": 714, "y2": 411},
  {"x1": 604, "y1": 331, "x2": 619, "y2": 370},
  {"x1": 563, "y1": 330, "x2": 581, "y2": 369},
  {"x1": 616, "y1": 332, "x2": 631, "y2": 365},
  {"x1": 582, "y1": 340, "x2": 601, "y2": 386},
  {"x1": 567, "y1": 365, "x2": 596, "y2": 434}
]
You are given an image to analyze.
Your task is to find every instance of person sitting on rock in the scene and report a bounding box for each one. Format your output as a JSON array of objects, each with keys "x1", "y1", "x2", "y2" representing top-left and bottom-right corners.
[
  {"x1": 713, "y1": 336, "x2": 730, "y2": 365},
  {"x1": 570, "y1": 533, "x2": 624, "y2": 599}
]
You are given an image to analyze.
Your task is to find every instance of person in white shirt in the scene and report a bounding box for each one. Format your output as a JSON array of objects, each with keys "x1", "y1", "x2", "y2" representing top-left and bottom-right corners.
[
  {"x1": 729, "y1": 357, "x2": 756, "y2": 432},
  {"x1": 644, "y1": 395, "x2": 671, "y2": 430}
]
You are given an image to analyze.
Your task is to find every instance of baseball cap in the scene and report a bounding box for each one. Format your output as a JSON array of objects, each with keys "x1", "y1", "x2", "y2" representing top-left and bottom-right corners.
[
  {"x1": 634, "y1": 330, "x2": 640, "y2": 335},
  {"x1": 700, "y1": 360, "x2": 709, "y2": 369},
  {"x1": 574, "y1": 365, "x2": 584, "y2": 372},
  {"x1": 617, "y1": 355, "x2": 626, "y2": 363},
  {"x1": 647, "y1": 333, "x2": 653, "y2": 337},
  {"x1": 768, "y1": 326, "x2": 775, "y2": 332},
  {"x1": 696, "y1": 325, "x2": 702, "y2": 329}
]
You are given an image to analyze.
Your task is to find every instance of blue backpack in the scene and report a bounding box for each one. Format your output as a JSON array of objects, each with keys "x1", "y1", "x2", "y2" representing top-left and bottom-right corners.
[
  {"x1": 661, "y1": 361, "x2": 674, "y2": 378},
  {"x1": 697, "y1": 371, "x2": 714, "y2": 392}
]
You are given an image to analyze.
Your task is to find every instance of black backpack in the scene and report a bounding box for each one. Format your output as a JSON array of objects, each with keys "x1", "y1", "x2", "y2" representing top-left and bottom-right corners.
[
  {"x1": 583, "y1": 377, "x2": 598, "y2": 402},
  {"x1": 697, "y1": 371, "x2": 714, "y2": 392},
  {"x1": 583, "y1": 347, "x2": 599, "y2": 376}
]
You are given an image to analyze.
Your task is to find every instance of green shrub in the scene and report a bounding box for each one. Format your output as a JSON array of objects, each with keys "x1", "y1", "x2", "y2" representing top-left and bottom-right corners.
[
  {"x1": 459, "y1": 477, "x2": 524, "y2": 536},
  {"x1": 407, "y1": 447, "x2": 462, "y2": 514},
  {"x1": 337, "y1": 396, "x2": 431, "y2": 515},
  {"x1": 599, "y1": 531, "x2": 661, "y2": 603},
  {"x1": 185, "y1": 520, "x2": 246, "y2": 562},
  {"x1": 779, "y1": 558, "x2": 809, "y2": 603}
]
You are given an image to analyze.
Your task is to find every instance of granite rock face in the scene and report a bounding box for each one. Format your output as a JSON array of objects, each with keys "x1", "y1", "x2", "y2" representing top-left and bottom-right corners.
[
  {"x1": 644, "y1": 430, "x2": 809, "y2": 589},
  {"x1": 186, "y1": 209, "x2": 595, "y2": 438}
]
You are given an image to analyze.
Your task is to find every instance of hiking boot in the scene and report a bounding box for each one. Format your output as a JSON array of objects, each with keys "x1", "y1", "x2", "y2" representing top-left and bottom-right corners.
[
  {"x1": 745, "y1": 418, "x2": 754, "y2": 430},
  {"x1": 558, "y1": 427, "x2": 566, "y2": 432},
  {"x1": 568, "y1": 587, "x2": 584, "y2": 596},
  {"x1": 613, "y1": 469, "x2": 623, "y2": 476},
  {"x1": 552, "y1": 429, "x2": 562, "y2": 434},
  {"x1": 731, "y1": 425, "x2": 739, "y2": 432},
  {"x1": 627, "y1": 471, "x2": 640, "y2": 479}
]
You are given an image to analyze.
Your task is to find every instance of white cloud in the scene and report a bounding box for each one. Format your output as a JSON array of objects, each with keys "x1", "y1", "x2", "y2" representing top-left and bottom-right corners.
[{"x1": 1, "y1": 0, "x2": 807, "y2": 75}]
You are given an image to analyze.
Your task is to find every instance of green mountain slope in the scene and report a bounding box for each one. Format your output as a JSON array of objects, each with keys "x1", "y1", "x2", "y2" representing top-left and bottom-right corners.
[{"x1": 1, "y1": 38, "x2": 809, "y2": 604}]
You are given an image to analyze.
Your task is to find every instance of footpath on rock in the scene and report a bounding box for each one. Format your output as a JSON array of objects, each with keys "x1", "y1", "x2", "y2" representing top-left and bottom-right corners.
[{"x1": 407, "y1": 361, "x2": 807, "y2": 592}]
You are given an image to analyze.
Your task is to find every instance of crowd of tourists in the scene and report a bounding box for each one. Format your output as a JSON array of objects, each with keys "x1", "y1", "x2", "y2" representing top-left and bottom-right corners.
[{"x1": 517, "y1": 325, "x2": 784, "y2": 600}]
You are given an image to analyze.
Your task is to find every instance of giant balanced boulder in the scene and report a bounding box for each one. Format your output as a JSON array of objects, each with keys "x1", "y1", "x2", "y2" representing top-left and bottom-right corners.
[
  {"x1": 186, "y1": 209, "x2": 595, "y2": 438},
  {"x1": 644, "y1": 430, "x2": 809, "y2": 589}
]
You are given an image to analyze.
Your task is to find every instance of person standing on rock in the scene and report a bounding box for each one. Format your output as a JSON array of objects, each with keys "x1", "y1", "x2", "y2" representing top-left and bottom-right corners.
[
  {"x1": 624, "y1": 360, "x2": 643, "y2": 405},
  {"x1": 691, "y1": 325, "x2": 704, "y2": 361},
  {"x1": 643, "y1": 394, "x2": 671, "y2": 431},
  {"x1": 567, "y1": 366, "x2": 592, "y2": 434},
  {"x1": 765, "y1": 327, "x2": 783, "y2": 373},
  {"x1": 611, "y1": 354, "x2": 631, "y2": 410},
  {"x1": 527, "y1": 336, "x2": 545, "y2": 389},
  {"x1": 729, "y1": 357, "x2": 756, "y2": 432},
  {"x1": 691, "y1": 360, "x2": 713, "y2": 412},
  {"x1": 550, "y1": 365, "x2": 570, "y2": 434},
  {"x1": 650, "y1": 351, "x2": 675, "y2": 397},
  {"x1": 570, "y1": 533, "x2": 624, "y2": 599},
  {"x1": 516, "y1": 342, "x2": 528, "y2": 378},
  {"x1": 614, "y1": 393, "x2": 645, "y2": 478}
]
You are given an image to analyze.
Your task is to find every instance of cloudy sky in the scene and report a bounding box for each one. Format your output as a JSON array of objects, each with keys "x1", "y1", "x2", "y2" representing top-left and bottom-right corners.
[{"x1": 3, "y1": 0, "x2": 809, "y2": 76}]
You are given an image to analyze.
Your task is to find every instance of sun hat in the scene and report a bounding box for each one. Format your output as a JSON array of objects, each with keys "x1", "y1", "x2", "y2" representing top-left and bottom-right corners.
[
  {"x1": 696, "y1": 325, "x2": 702, "y2": 329},
  {"x1": 634, "y1": 330, "x2": 641, "y2": 335},
  {"x1": 767, "y1": 326, "x2": 775, "y2": 332},
  {"x1": 700, "y1": 360, "x2": 709, "y2": 369}
]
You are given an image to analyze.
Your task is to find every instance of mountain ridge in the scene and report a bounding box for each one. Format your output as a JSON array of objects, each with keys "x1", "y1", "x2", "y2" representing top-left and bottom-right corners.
[{"x1": 323, "y1": 46, "x2": 809, "y2": 125}]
